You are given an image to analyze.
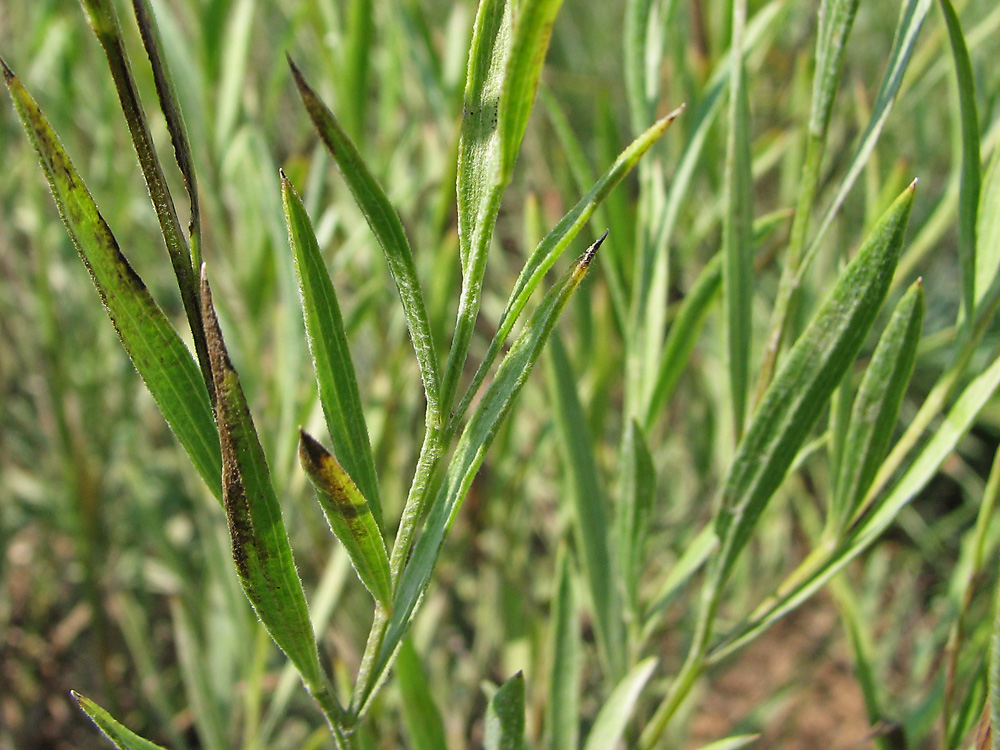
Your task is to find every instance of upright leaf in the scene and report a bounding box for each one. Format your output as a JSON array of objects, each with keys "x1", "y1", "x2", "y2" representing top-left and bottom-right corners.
[
  {"x1": 713, "y1": 182, "x2": 915, "y2": 588},
  {"x1": 2, "y1": 60, "x2": 221, "y2": 499},
  {"x1": 582, "y1": 658, "x2": 658, "y2": 750},
  {"x1": 831, "y1": 279, "x2": 923, "y2": 532},
  {"x1": 545, "y1": 551, "x2": 580, "y2": 750},
  {"x1": 396, "y1": 638, "x2": 448, "y2": 750},
  {"x1": 547, "y1": 333, "x2": 626, "y2": 678},
  {"x1": 200, "y1": 271, "x2": 339, "y2": 720},
  {"x1": 485, "y1": 672, "x2": 526, "y2": 750},
  {"x1": 359, "y1": 236, "x2": 606, "y2": 711},
  {"x1": 299, "y1": 430, "x2": 392, "y2": 607},
  {"x1": 283, "y1": 174, "x2": 382, "y2": 526},
  {"x1": 289, "y1": 58, "x2": 441, "y2": 422},
  {"x1": 617, "y1": 419, "x2": 656, "y2": 615}
]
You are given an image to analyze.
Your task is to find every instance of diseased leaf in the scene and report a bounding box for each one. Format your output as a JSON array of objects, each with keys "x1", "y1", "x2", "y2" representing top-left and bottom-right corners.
[
  {"x1": 283, "y1": 173, "x2": 382, "y2": 527},
  {"x1": 485, "y1": 672, "x2": 526, "y2": 750},
  {"x1": 73, "y1": 692, "x2": 167, "y2": 750},
  {"x1": 299, "y1": 430, "x2": 392, "y2": 607},
  {"x1": 201, "y1": 271, "x2": 340, "y2": 720},
  {"x1": 2, "y1": 59, "x2": 221, "y2": 499}
]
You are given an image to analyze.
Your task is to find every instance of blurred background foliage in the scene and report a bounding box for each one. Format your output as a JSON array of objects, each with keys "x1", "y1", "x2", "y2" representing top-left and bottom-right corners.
[{"x1": 2, "y1": 0, "x2": 1000, "y2": 747}]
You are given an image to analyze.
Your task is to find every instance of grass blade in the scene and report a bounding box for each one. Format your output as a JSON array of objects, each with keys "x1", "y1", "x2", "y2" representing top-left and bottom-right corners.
[
  {"x1": 831, "y1": 279, "x2": 923, "y2": 532},
  {"x1": 452, "y1": 109, "x2": 680, "y2": 430},
  {"x1": 802, "y1": 0, "x2": 931, "y2": 269},
  {"x1": 73, "y1": 692, "x2": 167, "y2": 750},
  {"x1": 2, "y1": 59, "x2": 221, "y2": 499},
  {"x1": 643, "y1": 256, "x2": 721, "y2": 429},
  {"x1": 617, "y1": 419, "x2": 656, "y2": 617},
  {"x1": 938, "y1": 0, "x2": 980, "y2": 332},
  {"x1": 690, "y1": 735, "x2": 761, "y2": 750},
  {"x1": 581, "y1": 657, "x2": 658, "y2": 750},
  {"x1": 360, "y1": 237, "x2": 605, "y2": 712},
  {"x1": 200, "y1": 271, "x2": 340, "y2": 722},
  {"x1": 299, "y1": 430, "x2": 392, "y2": 608},
  {"x1": 289, "y1": 57, "x2": 441, "y2": 422},
  {"x1": 282, "y1": 173, "x2": 382, "y2": 527},
  {"x1": 713, "y1": 182, "x2": 915, "y2": 589},
  {"x1": 396, "y1": 638, "x2": 448, "y2": 750},
  {"x1": 547, "y1": 332, "x2": 626, "y2": 679},
  {"x1": 485, "y1": 672, "x2": 526, "y2": 750},
  {"x1": 976, "y1": 136, "x2": 1000, "y2": 310},
  {"x1": 723, "y1": 0, "x2": 755, "y2": 437},
  {"x1": 545, "y1": 550, "x2": 579, "y2": 750},
  {"x1": 77, "y1": 0, "x2": 211, "y2": 392}
]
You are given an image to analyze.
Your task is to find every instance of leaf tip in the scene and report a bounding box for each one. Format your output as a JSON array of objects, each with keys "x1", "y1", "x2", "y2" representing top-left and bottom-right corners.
[
  {"x1": 580, "y1": 228, "x2": 609, "y2": 268},
  {"x1": 908, "y1": 177, "x2": 918, "y2": 192},
  {"x1": 298, "y1": 427, "x2": 327, "y2": 469},
  {"x1": 0, "y1": 56, "x2": 13, "y2": 83}
]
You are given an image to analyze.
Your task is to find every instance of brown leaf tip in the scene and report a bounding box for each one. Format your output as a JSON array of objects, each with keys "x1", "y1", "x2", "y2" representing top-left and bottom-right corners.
[
  {"x1": 0, "y1": 57, "x2": 13, "y2": 83},
  {"x1": 298, "y1": 428, "x2": 329, "y2": 467},
  {"x1": 581, "y1": 229, "x2": 609, "y2": 268}
]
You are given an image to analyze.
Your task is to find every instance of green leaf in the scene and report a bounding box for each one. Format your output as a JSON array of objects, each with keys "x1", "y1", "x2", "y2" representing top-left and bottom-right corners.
[
  {"x1": 359, "y1": 235, "x2": 606, "y2": 712},
  {"x1": 975, "y1": 117, "x2": 1000, "y2": 310},
  {"x1": 642, "y1": 523, "x2": 719, "y2": 640},
  {"x1": 690, "y1": 735, "x2": 761, "y2": 750},
  {"x1": 938, "y1": 0, "x2": 980, "y2": 331},
  {"x1": 485, "y1": 672, "x2": 526, "y2": 750},
  {"x1": 2, "y1": 59, "x2": 221, "y2": 500},
  {"x1": 713, "y1": 182, "x2": 915, "y2": 589},
  {"x1": 582, "y1": 657, "x2": 658, "y2": 750},
  {"x1": 396, "y1": 638, "x2": 448, "y2": 750},
  {"x1": 443, "y1": 0, "x2": 564, "y2": 413},
  {"x1": 713, "y1": 346, "x2": 1000, "y2": 664},
  {"x1": 200, "y1": 271, "x2": 338, "y2": 716},
  {"x1": 282, "y1": 173, "x2": 382, "y2": 527},
  {"x1": 78, "y1": 0, "x2": 211, "y2": 392},
  {"x1": 453, "y1": 109, "x2": 680, "y2": 430},
  {"x1": 617, "y1": 419, "x2": 656, "y2": 615},
  {"x1": 831, "y1": 279, "x2": 923, "y2": 532},
  {"x1": 547, "y1": 333, "x2": 626, "y2": 678},
  {"x1": 73, "y1": 692, "x2": 167, "y2": 750},
  {"x1": 289, "y1": 57, "x2": 441, "y2": 422},
  {"x1": 545, "y1": 550, "x2": 579, "y2": 750},
  {"x1": 643, "y1": 256, "x2": 721, "y2": 428},
  {"x1": 723, "y1": 3, "x2": 755, "y2": 437},
  {"x1": 299, "y1": 430, "x2": 392, "y2": 607},
  {"x1": 803, "y1": 0, "x2": 931, "y2": 266}
]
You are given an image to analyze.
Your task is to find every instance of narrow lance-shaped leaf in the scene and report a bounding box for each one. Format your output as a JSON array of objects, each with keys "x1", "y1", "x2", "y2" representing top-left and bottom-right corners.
[
  {"x1": 723, "y1": 0, "x2": 754, "y2": 437},
  {"x1": 78, "y1": 0, "x2": 211, "y2": 393},
  {"x1": 1, "y1": 59, "x2": 221, "y2": 499},
  {"x1": 832, "y1": 279, "x2": 923, "y2": 532},
  {"x1": 975, "y1": 133, "x2": 1000, "y2": 310},
  {"x1": 396, "y1": 638, "x2": 448, "y2": 750},
  {"x1": 938, "y1": 0, "x2": 980, "y2": 333},
  {"x1": 282, "y1": 173, "x2": 382, "y2": 527},
  {"x1": 547, "y1": 333, "x2": 626, "y2": 678},
  {"x1": 617, "y1": 419, "x2": 656, "y2": 615},
  {"x1": 452, "y1": 108, "x2": 681, "y2": 430},
  {"x1": 443, "y1": 0, "x2": 564, "y2": 413},
  {"x1": 299, "y1": 430, "x2": 392, "y2": 608},
  {"x1": 289, "y1": 57, "x2": 441, "y2": 422},
  {"x1": 73, "y1": 692, "x2": 167, "y2": 750},
  {"x1": 200, "y1": 271, "x2": 338, "y2": 718},
  {"x1": 582, "y1": 658, "x2": 658, "y2": 750},
  {"x1": 357, "y1": 234, "x2": 607, "y2": 712},
  {"x1": 545, "y1": 550, "x2": 579, "y2": 750},
  {"x1": 712, "y1": 182, "x2": 915, "y2": 589},
  {"x1": 485, "y1": 672, "x2": 526, "y2": 750},
  {"x1": 130, "y1": 0, "x2": 203, "y2": 268}
]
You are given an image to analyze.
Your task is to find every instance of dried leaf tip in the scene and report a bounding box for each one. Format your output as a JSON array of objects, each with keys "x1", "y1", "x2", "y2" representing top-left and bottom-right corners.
[
  {"x1": 1, "y1": 56, "x2": 14, "y2": 82},
  {"x1": 908, "y1": 177, "x2": 919, "y2": 191},
  {"x1": 660, "y1": 102, "x2": 686, "y2": 125},
  {"x1": 298, "y1": 427, "x2": 328, "y2": 467},
  {"x1": 580, "y1": 229, "x2": 609, "y2": 268}
]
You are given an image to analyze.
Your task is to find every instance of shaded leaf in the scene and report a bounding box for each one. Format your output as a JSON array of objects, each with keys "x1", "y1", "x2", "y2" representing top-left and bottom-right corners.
[
  {"x1": 545, "y1": 550, "x2": 579, "y2": 750},
  {"x1": 396, "y1": 638, "x2": 448, "y2": 750},
  {"x1": 582, "y1": 657, "x2": 658, "y2": 750},
  {"x1": 485, "y1": 672, "x2": 526, "y2": 750},
  {"x1": 73, "y1": 692, "x2": 167, "y2": 750}
]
